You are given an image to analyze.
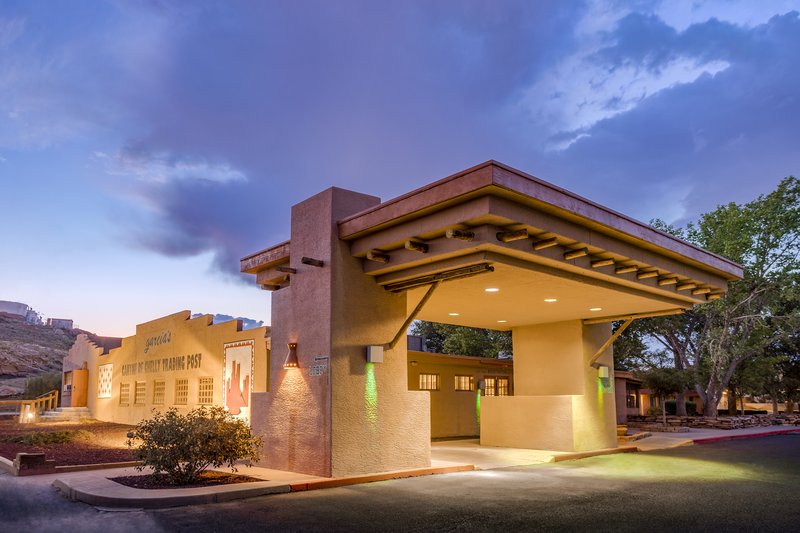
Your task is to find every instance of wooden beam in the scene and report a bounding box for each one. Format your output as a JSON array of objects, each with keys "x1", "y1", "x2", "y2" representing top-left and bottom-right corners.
[
  {"x1": 384, "y1": 281, "x2": 441, "y2": 350},
  {"x1": 692, "y1": 287, "x2": 711, "y2": 295},
  {"x1": 404, "y1": 240, "x2": 429, "y2": 253},
  {"x1": 658, "y1": 277, "x2": 678, "y2": 286},
  {"x1": 301, "y1": 257, "x2": 324, "y2": 267},
  {"x1": 366, "y1": 250, "x2": 390, "y2": 263},
  {"x1": 276, "y1": 266, "x2": 297, "y2": 274},
  {"x1": 445, "y1": 228, "x2": 475, "y2": 241},
  {"x1": 589, "y1": 319, "x2": 632, "y2": 368},
  {"x1": 496, "y1": 229, "x2": 528, "y2": 243},
  {"x1": 677, "y1": 282, "x2": 697, "y2": 291},
  {"x1": 615, "y1": 265, "x2": 638, "y2": 274},
  {"x1": 583, "y1": 308, "x2": 685, "y2": 325},
  {"x1": 564, "y1": 247, "x2": 589, "y2": 260},
  {"x1": 637, "y1": 270, "x2": 659, "y2": 279},
  {"x1": 532, "y1": 237, "x2": 558, "y2": 251},
  {"x1": 591, "y1": 258, "x2": 615, "y2": 268}
]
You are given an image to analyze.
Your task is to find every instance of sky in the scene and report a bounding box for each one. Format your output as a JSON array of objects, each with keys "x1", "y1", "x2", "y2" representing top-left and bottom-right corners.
[{"x1": 1, "y1": 0, "x2": 799, "y2": 337}]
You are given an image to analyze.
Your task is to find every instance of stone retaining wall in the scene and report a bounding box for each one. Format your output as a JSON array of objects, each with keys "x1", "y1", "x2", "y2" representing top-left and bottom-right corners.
[{"x1": 626, "y1": 414, "x2": 800, "y2": 430}]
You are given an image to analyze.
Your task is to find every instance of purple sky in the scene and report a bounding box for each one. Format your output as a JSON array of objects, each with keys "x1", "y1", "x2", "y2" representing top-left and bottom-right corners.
[{"x1": 1, "y1": 1, "x2": 799, "y2": 336}]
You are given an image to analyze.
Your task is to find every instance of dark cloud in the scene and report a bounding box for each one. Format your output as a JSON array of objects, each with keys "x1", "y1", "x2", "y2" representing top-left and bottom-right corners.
[{"x1": 550, "y1": 10, "x2": 800, "y2": 224}]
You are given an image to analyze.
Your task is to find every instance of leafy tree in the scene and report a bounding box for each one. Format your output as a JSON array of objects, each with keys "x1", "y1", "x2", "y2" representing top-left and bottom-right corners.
[
  {"x1": 410, "y1": 321, "x2": 511, "y2": 357},
  {"x1": 618, "y1": 177, "x2": 800, "y2": 417},
  {"x1": 24, "y1": 371, "x2": 62, "y2": 399},
  {"x1": 637, "y1": 367, "x2": 692, "y2": 425},
  {"x1": 126, "y1": 406, "x2": 262, "y2": 485}
]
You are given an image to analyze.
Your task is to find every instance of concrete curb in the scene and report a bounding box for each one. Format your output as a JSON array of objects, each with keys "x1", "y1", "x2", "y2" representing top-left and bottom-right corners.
[
  {"x1": 290, "y1": 464, "x2": 475, "y2": 491},
  {"x1": 692, "y1": 427, "x2": 800, "y2": 445},
  {"x1": 0, "y1": 455, "x2": 14, "y2": 474},
  {"x1": 551, "y1": 445, "x2": 638, "y2": 463},
  {"x1": 53, "y1": 464, "x2": 475, "y2": 508},
  {"x1": 53, "y1": 476, "x2": 292, "y2": 509}
]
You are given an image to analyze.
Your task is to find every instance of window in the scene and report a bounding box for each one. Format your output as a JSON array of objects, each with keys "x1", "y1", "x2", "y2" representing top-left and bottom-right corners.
[
  {"x1": 134, "y1": 381, "x2": 146, "y2": 405},
  {"x1": 497, "y1": 377, "x2": 510, "y2": 396},
  {"x1": 198, "y1": 377, "x2": 214, "y2": 405},
  {"x1": 454, "y1": 375, "x2": 474, "y2": 391},
  {"x1": 175, "y1": 378, "x2": 188, "y2": 405},
  {"x1": 419, "y1": 373, "x2": 440, "y2": 391},
  {"x1": 153, "y1": 380, "x2": 166, "y2": 405},
  {"x1": 484, "y1": 376, "x2": 510, "y2": 396},
  {"x1": 626, "y1": 386, "x2": 639, "y2": 408},
  {"x1": 119, "y1": 383, "x2": 130, "y2": 405}
]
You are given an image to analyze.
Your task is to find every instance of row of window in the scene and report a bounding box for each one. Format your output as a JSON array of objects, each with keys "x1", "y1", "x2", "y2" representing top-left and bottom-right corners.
[
  {"x1": 418, "y1": 374, "x2": 510, "y2": 395},
  {"x1": 118, "y1": 377, "x2": 214, "y2": 406}
]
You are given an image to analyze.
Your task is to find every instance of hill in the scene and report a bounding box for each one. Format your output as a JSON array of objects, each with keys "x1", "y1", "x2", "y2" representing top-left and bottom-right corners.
[{"x1": 0, "y1": 313, "x2": 80, "y2": 397}]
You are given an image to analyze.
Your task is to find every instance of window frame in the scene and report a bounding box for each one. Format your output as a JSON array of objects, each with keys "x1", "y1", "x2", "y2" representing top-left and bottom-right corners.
[{"x1": 419, "y1": 373, "x2": 440, "y2": 391}]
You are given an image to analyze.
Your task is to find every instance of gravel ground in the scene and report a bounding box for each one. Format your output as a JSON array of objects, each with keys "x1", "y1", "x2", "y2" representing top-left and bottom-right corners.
[{"x1": 0, "y1": 419, "x2": 135, "y2": 465}]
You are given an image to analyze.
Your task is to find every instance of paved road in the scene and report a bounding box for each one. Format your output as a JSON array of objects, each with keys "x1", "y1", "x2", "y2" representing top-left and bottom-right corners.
[{"x1": 2, "y1": 435, "x2": 799, "y2": 532}]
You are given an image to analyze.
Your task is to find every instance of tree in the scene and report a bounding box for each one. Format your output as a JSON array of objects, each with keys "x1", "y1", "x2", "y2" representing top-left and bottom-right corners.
[
  {"x1": 618, "y1": 177, "x2": 800, "y2": 417},
  {"x1": 637, "y1": 367, "x2": 692, "y2": 425},
  {"x1": 409, "y1": 321, "x2": 512, "y2": 357},
  {"x1": 126, "y1": 406, "x2": 262, "y2": 485}
]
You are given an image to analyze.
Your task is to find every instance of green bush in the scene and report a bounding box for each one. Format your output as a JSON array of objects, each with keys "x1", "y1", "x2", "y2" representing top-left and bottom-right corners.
[
  {"x1": 126, "y1": 407, "x2": 262, "y2": 485},
  {"x1": 664, "y1": 400, "x2": 698, "y2": 416},
  {"x1": 6, "y1": 429, "x2": 92, "y2": 445},
  {"x1": 24, "y1": 371, "x2": 62, "y2": 399}
]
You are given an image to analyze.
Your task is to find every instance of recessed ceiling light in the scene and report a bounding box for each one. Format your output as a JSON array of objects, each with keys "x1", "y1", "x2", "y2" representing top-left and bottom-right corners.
[
  {"x1": 544, "y1": 298, "x2": 557, "y2": 303},
  {"x1": 589, "y1": 307, "x2": 602, "y2": 312},
  {"x1": 485, "y1": 288, "x2": 500, "y2": 293},
  {"x1": 497, "y1": 320, "x2": 507, "y2": 323},
  {"x1": 448, "y1": 312, "x2": 460, "y2": 316}
]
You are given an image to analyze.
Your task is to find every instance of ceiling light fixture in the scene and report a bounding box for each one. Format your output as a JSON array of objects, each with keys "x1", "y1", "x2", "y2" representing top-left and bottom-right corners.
[
  {"x1": 485, "y1": 288, "x2": 500, "y2": 293},
  {"x1": 589, "y1": 307, "x2": 602, "y2": 312},
  {"x1": 448, "y1": 312, "x2": 460, "y2": 316},
  {"x1": 544, "y1": 298, "x2": 557, "y2": 303},
  {"x1": 497, "y1": 320, "x2": 507, "y2": 323}
]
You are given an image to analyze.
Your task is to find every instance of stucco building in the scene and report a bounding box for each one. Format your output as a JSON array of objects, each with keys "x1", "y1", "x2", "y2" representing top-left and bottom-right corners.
[
  {"x1": 62, "y1": 310, "x2": 269, "y2": 426},
  {"x1": 241, "y1": 160, "x2": 742, "y2": 477}
]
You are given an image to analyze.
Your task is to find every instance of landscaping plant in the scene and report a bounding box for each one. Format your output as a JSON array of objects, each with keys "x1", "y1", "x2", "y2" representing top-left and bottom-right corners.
[{"x1": 126, "y1": 406, "x2": 261, "y2": 485}]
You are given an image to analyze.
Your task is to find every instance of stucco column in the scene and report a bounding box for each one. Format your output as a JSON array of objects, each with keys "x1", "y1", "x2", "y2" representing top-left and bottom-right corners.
[
  {"x1": 252, "y1": 187, "x2": 430, "y2": 477},
  {"x1": 480, "y1": 320, "x2": 617, "y2": 451}
]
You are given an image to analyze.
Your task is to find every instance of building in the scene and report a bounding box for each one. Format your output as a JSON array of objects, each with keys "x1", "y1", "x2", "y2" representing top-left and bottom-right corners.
[
  {"x1": 62, "y1": 310, "x2": 269, "y2": 426},
  {"x1": 240, "y1": 160, "x2": 742, "y2": 478},
  {"x1": 47, "y1": 318, "x2": 74, "y2": 330},
  {"x1": 0, "y1": 300, "x2": 30, "y2": 317},
  {"x1": 408, "y1": 349, "x2": 513, "y2": 439}
]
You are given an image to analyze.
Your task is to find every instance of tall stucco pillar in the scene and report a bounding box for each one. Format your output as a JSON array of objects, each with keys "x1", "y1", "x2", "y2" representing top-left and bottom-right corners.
[
  {"x1": 251, "y1": 187, "x2": 430, "y2": 477},
  {"x1": 480, "y1": 320, "x2": 617, "y2": 451}
]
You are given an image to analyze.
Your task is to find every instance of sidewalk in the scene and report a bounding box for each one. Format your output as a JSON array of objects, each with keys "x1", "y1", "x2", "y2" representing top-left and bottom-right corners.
[
  {"x1": 630, "y1": 424, "x2": 800, "y2": 451},
  {"x1": 32, "y1": 424, "x2": 800, "y2": 509}
]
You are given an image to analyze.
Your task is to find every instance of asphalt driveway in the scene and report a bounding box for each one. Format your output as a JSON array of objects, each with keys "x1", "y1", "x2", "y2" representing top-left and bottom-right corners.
[{"x1": 2, "y1": 434, "x2": 798, "y2": 532}]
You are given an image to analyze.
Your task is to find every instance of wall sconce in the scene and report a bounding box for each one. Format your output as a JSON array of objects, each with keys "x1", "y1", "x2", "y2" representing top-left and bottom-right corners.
[
  {"x1": 284, "y1": 342, "x2": 299, "y2": 368},
  {"x1": 366, "y1": 345, "x2": 384, "y2": 363},
  {"x1": 597, "y1": 365, "x2": 609, "y2": 379}
]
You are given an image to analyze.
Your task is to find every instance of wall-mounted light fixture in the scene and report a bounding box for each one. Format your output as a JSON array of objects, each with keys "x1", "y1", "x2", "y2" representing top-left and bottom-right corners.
[
  {"x1": 284, "y1": 342, "x2": 299, "y2": 368},
  {"x1": 366, "y1": 345, "x2": 384, "y2": 363},
  {"x1": 597, "y1": 365, "x2": 610, "y2": 379}
]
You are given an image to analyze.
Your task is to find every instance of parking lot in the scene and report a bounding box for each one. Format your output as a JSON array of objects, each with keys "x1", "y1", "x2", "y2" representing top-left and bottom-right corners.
[{"x1": 2, "y1": 434, "x2": 799, "y2": 532}]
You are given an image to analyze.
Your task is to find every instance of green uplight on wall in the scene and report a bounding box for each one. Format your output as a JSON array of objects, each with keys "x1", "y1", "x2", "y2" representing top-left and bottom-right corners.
[
  {"x1": 476, "y1": 389, "x2": 481, "y2": 426},
  {"x1": 365, "y1": 362, "x2": 378, "y2": 430}
]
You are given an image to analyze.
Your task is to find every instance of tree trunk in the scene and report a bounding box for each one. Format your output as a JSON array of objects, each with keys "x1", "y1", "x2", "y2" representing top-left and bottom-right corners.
[
  {"x1": 772, "y1": 396, "x2": 779, "y2": 415},
  {"x1": 661, "y1": 394, "x2": 667, "y2": 426},
  {"x1": 728, "y1": 388, "x2": 738, "y2": 415},
  {"x1": 675, "y1": 391, "x2": 687, "y2": 416},
  {"x1": 787, "y1": 399, "x2": 796, "y2": 414},
  {"x1": 704, "y1": 389, "x2": 719, "y2": 417},
  {"x1": 740, "y1": 396, "x2": 745, "y2": 416}
]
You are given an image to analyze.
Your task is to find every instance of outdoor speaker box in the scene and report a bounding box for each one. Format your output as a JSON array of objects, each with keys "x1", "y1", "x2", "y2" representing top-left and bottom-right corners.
[{"x1": 366, "y1": 345, "x2": 384, "y2": 363}]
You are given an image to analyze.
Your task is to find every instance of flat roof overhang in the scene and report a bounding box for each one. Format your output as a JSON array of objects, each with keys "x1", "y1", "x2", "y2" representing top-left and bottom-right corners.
[{"x1": 242, "y1": 161, "x2": 743, "y2": 328}]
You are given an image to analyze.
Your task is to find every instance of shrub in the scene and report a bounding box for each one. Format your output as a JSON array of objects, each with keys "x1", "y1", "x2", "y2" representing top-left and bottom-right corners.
[
  {"x1": 6, "y1": 429, "x2": 92, "y2": 445},
  {"x1": 126, "y1": 407, "x2": 262, "y2": 485},
  {"x1": 24, "y1": 372, "x2": 62, "y2": 399}
]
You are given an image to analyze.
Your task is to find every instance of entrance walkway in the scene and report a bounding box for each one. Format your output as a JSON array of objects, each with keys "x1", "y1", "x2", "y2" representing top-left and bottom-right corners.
[{"x1": 431, "y1": 439, "x2": 567, "y2": 469}]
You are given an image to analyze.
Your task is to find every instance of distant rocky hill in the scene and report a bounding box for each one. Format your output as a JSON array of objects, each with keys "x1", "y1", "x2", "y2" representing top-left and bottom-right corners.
[{"x1": 0, "y1": 312, "x2": 81, "y2": 397}]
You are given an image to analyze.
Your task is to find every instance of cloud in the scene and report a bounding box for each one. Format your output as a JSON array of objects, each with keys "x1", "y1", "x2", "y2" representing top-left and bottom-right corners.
[
  {"x1": 96, "y1": 150, "x2": 246, "y2": 186},
  {"x1": 547, "y1": 10, "x2": 800, "y2": 223}
]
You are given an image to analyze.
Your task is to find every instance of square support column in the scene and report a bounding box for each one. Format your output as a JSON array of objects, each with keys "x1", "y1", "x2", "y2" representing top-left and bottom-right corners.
[
  {"x1": 251, "y1": 187, "x2": 430, "y2": 477},
  {"x1": 480, "y1": 320, "x2": 617, "y2": 452}
]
